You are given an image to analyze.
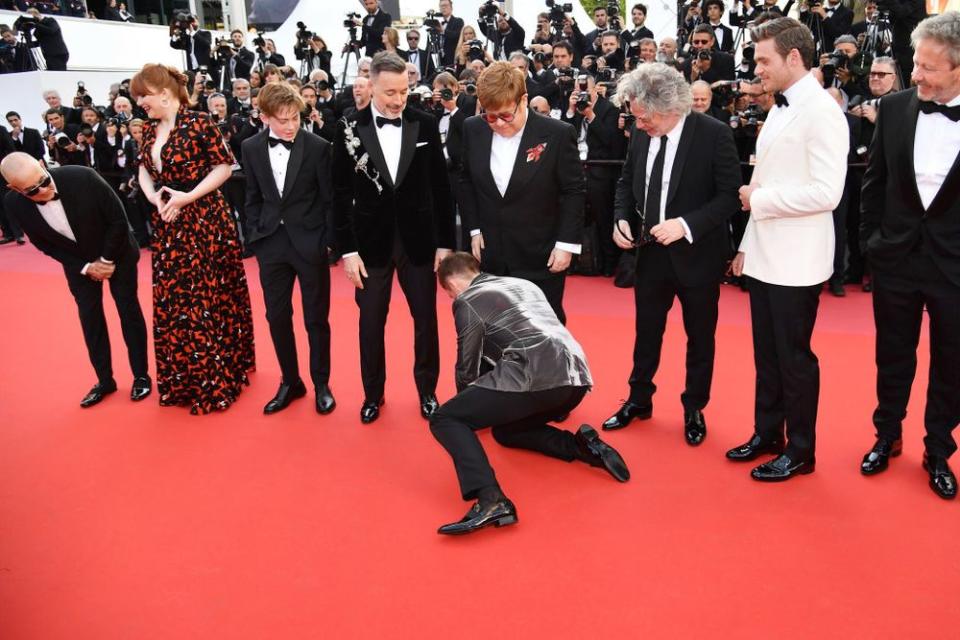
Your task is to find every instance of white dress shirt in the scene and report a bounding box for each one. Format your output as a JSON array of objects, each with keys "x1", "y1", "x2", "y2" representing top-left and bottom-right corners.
[
  {"x1": 439, "y1": 106, "x2": 457, "y2": 159},
  {"x1": 267, "y1": 131, "x2": 291, "y2": 198},
  {"x1": 644, "y1": 114, "x2": 693, "y2": 242},
  {"x1": 408, "y1": 50, "x2": 419, "y2": 68},
  {"x1": 371, "y1": 102, "x2": 402, "y2": 183},
  {"x1": 36, "y1": 195, "x2": 108, "y2": 274},
  {"x1": 913, "y1": 94, "x2": 960, "y2": 210}
]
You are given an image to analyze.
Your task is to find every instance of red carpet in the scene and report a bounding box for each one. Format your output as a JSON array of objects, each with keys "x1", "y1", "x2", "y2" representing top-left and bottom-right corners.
[{"x1": 0, "y1": 244, "x2": 956, "y2": 638}]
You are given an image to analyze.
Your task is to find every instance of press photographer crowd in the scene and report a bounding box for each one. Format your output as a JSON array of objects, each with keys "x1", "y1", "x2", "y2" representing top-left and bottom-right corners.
[{"x1": 2, "y1": 0, "x2": 959, "y2": 519}]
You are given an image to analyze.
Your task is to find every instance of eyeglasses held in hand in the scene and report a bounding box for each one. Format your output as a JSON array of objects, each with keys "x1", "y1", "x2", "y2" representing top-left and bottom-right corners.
[{"x1": 616, "y1": 205, "x2": 655, "y2": 248}]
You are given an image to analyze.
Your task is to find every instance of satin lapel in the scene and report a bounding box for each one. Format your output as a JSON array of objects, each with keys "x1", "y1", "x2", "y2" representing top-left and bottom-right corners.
[
  {"x1": 52, "y1": 174, "x2": 83, "y2": 249},
  {"x1": 902, "y1": 92, "x2": 925, "y2": 213},
  {"x1": 633, "y1": 134, "x2": 651, "y2": 212},
  {"x1": 395, "y1": 114, "x2": 419, "y2": 187},
  {"x1": 503, "y1": 111, "x2": 548, "y2": 201},
  {"x1": 475, "y1": 122, "x2": 500, "y2": 199},
  {"x1": 280, "y1": 132, "x2": 304, "y2": 201},
  {"x1": 356, "y1": 117, "x2": 394, "y2": 190},
  {"x1": 754, "y1": 105, "x2": 803, "y2": 171},
  {"x1": 666, "y1": 115, "x2": 697, "y2": 206},
  {"x1": 259, "y1": 132, "x2": 282, "y2": 201}
]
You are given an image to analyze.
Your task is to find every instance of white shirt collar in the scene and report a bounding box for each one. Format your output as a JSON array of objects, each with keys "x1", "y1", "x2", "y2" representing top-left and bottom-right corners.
[{"x1": 663, "y1": 113, "x2": 686, "y2": 142}]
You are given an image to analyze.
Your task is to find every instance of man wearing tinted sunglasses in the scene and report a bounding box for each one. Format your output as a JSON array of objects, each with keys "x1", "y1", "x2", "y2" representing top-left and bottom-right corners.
[
  {"x1": 457, "y1": 61, "x2": 586, "y2": 325},
  {"x1": 1, "y1": 152, "x2": 150, "y2": 408}
]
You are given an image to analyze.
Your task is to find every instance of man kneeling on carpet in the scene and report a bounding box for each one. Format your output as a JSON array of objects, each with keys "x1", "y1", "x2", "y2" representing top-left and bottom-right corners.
[
  {"x1": 429, "y1": 252, "x2": 629, "y2": 535},
  {"x1": 1, "y1": 152, "x2": 150, "y2": 408}
]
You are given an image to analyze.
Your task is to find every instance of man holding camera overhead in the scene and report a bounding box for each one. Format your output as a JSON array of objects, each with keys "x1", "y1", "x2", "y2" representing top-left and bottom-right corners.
[{"x1": 478, "y1": 3, "x2": 526, "y2": 61}]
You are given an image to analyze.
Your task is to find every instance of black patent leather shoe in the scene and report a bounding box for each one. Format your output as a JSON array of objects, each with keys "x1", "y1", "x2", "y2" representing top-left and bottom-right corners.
[
  {"x1": 601, "y1": 401, "x2": 653, "y2": 431},
  {"x1": 751, "y1": 454, "x2": 816, "y2": 482},
  {"x1": 419, "y1": 393, "x2": 439, "y2": 419},
  {"x1": 860, "y1": 437, "x2": 903, "y2": 475},
  {"x1": 684, "y1": 410, "x2": 707, "y2": 446},
  {"x1": 922, "y1": 453, "x2": 957, "y2": 500},
  {"x1": 263, "y1": 379, "x2": 307, "y2": 415},
  {"x1": 315, "y1": 384, "x2": 336, "y2": 414},
  {"x1": 80, "y1": 381, "x2": 117, "y2": 408},
  {"x1": 575, "y1": 424, "x2": 630, "y2": 482},
  {"x1": 360, "y1": 398, "x2": 385, "y2": 424},
  {"x1": 725, "y1": 434, "x2": 786, "y2": 461},
  {"x1": 437, "y1": 498, "x2": 518, "y2": 535},
  {"x1": 0, "y1": 236, "x2": 13, "y2": 245},
  {"x1": 130, "y1": 376, "x2": 152, "y2": 402}
]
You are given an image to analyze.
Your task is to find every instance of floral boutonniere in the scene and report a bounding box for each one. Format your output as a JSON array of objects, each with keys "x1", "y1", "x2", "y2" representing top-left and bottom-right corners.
[
  {"x1": 344, "y1": 121, "x2": 383, "y2": 194},
  {"x1": 526, "y1": 142, "x2": 547, "y2": 163}
]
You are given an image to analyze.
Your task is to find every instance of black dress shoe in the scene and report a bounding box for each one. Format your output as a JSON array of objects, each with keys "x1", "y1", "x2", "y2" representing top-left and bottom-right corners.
[
  {"x1": 419, "y1": 393, "x2": 439, "y2": 419},
  {"x1": 601, "y1": 401, "x2": 653, "y2": 431},
  {"x1": 437, "y1": 498, "x2": 518, "y2": 535},
  {"x1": 922, "y1": 453, "x2": 958, "y2": 500},
  {"x1": 862, "y1": 280, "x2": 873, "y2": 293},
  {"x1": 829, "y1": 280, "x2": 846, "y2": 297},
  {"x1": 80, "y1": 381, "x2": 117, "y2": 408},
  {"x1": 684, "y1": 410, "x2": 707, "y2": 446},
  {"x1": 360, "y1": 398, "x2": 385, "y2": 424},
  {"x1": 726, "y1": 434, "x2": 786, "y2": 461},
  {"x1": 860, "y1": 437, "x2": 903, "y2": 475},
  {"x1": 751, "y1": 454, "x2": 816, "y2": 481},
  {"x1": 15, "y1": 237, "x2": 25, "y2": 245},
  {"x1": 315, "y1": 384, "x2": 336, "y2": 414},
  {"x1": 575, "y1": 424, "x2": 630, "y2": 482},
  {"x1": 0, "y1": 237, "x2": 13, "y2": 245},
  {"x1": 130, "y1": 376, "x2": 152, "y2": 402},
  {"x1": 263, "y1": 379, "x2": 307, "y2": 415}
]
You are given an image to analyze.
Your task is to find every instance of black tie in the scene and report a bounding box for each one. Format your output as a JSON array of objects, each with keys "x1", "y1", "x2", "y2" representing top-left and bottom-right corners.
[
  {"x1": 919, "y1": 100, "x2": 960, "y2": 122},
  {"x1": 644, "y1": 136, "x2": 668, "y2": 233},
  {"x1": 269, "y1": 137, "x2": 294, "y2": 150},
  {"x1": 50, "y1": 193, "x2": 61, "y2": 201},
  {"x1": 774, "y1": 93, "x2": 789, "y2": 108},
  {"x1": 376, "y1": 116, "x2": 401, "y2": 128}
]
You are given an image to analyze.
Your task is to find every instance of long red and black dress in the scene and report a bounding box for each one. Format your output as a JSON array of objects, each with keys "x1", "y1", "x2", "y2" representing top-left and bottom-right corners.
[{"x1": 140, "y1": 106, "x2": 255, "y2": 414}]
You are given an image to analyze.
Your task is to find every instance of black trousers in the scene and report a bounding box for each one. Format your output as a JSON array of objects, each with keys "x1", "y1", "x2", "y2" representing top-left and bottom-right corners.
[
  {"x1": 831, "y1": 185, "x2": 848, "y2": 282},
  {"x1": 845, "y1": 168, "x2": 866, "y2": 282},
  {"x1": 255, "y1": 227, "x2": 331, "y2": 389},
  {"x1": 586, "y1": 166, "x2": 621, "y2": 273},
  {"x1": 0, "y1": 187, "x2": 23, "y2": 240},
  {"x1": 46, "y1": 54, "x2": 68, "y2": 71},
  {"x1": 430, "y1": 385, "x2": 587, "y2": 500},
  {"x1": 748, "y1": 277, "x2": 822, "y2": 460},
  {"x1": 64, "y1": 253, "x2": 148, "y2": 385},
  {"x1": 872, "y1": 255, "x2": 960, "y2": 458},
  {"x1": 356, "y1": 237, "x2": 439, "y2": 401},
  {"x1": 628, "y1": 244, "x2": 720, "y2": 412},
  {"x1": 527, "y1": 272, "x2": 567, "y2": 325}
]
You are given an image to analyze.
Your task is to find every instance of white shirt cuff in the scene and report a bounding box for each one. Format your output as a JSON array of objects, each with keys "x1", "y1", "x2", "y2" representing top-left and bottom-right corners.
[
  {"x1": 678, "y1": 217, "x2": 693, "y2": 243},
  {"x1": 100, "y1": 257, "x2": 113, "y2": 264},
  {"x1": 470, "y1": 229, "x2": 481, "y2": 237},
  {"x1": 341, "y1": 251, "x2": 359, "y2": 258},
  {"x1": 81, "y1": 263, "x2": 91, "y2": 275},
  {"x1": 555, "y1": 241, "x2": 581, "y2": 255}
]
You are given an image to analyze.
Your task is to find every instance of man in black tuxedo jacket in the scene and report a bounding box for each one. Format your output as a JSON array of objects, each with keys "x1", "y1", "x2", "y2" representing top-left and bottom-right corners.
[
  {"x1": 458, "y1": 62, "x2": 586, "y2": 325},
  {"x1": 218, "y1": 30, "x2": 255, "y2": 92},
  {"x1": 25, "y1": 8, "x2": 69, "y2": 71},
  {"x1": 682, "y1": 25, "x2": 736, "y2": 83},
  {"x1": 479, "y1": 7, "x2": 526, "y2": 61},
  {"x1": 438, "y1": 0, "x2": 463, "y2": 67},
  {"x1": 704, "y1": 0, "x2": 735, "y2": 53},
  {"x1": 242, "y1": 82, "x2": 337, "y2": 417},
  {"x1": 169, "y1": 15, "x2": 214, "y2": 73},
  {"x1": 602, "y1": 64, "x2": 741, "y2": 444},
  {"x1": 1, "y1": 154, "x2": 150, "y2": 407},
  {"x1": 800, "y1": 0, "x2": 853, "y2": 54},
  {"x1": 333, "y1": 51, "x2": 455, "y2": 424},
  {"x1": 859, "y1": 12, "x2": 960, "y2": 500},
  {"x1": 358, "y1": 0, "x2": 392, "y2": 58},
  {"x1": 404, "y1": 29, "x2": 437, "y2": 83},
  {"x1": 5, "y1": 112, "x2": 44, "y2": 161},
  {"x1": 621, "y1": 3, "x2": 655, "y2": 51}
]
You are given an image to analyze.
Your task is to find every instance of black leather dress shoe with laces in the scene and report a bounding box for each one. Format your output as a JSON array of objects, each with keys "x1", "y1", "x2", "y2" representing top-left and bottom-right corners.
[
  {"x1": 922, "y1": 453, "x2": 957, "y2": 500},
  {"x1": 860, "y1": 437, "x2": 902, "y2": 475},
  {"x1": 601, "y1": 401, "x2": 653, "y2": 431},
  {"x1": 751, "y1": 454, "x2": 816, "y2": 482},
  {"x1": 437, "y1": 498, "x2": 518, "y2": 535},
  {"x1": 684, "y1": 410, "x2": 707, "y2": 446},
  {"x1": 725, "y1": 434, "x2": 786, "y2": 461},
  {"x1": 315, "y1": 385, "x2": 336, "y2": 414},
  {"x1": 361, "y1": 398, "x2": 385, "y2": 424},
  {"x1": 80, "y1": 381, "x2": 117, "y2": 408},
  {"x1": 263, "y1": 380, "x2": 307, "y2": 415},
  {"x1": 575, "y1": 424, "x2": 630, "y2": 482},
  {"x1": 130, "y1": 376, "x2": 152, "y2": 402}
]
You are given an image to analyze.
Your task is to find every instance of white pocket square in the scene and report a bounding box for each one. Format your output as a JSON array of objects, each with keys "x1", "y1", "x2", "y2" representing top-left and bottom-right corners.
[{"x1": 416, "y1": 141, "x2": 430, "y2": 148}]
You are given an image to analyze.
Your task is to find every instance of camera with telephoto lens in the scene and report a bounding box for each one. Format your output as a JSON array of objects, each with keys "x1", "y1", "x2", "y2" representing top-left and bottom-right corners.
[
  {"x1": 822, "y1": 49, "x2": 848, "y2": 73},
  {"x1": 253, "y1": 32, "x2": 266, "y2": 49},
  {"x1": 733, "y1": 103, "x2": 764, "y2": 136},
  {"x1": 467, "y1": 39, "x2": 485, "y2": 62},
  {"x1": 479, "y1": 0, "x2": 499, "y2": 20},
  {"x1": 712, "y1": 79, "x2": 741, "y2": 107},
  {"x1": 439, "y1": 88, "x2": 454, "y2": 101},
  {"x1": 53, "y1": 132, "x2": 72, "y2": 149},
  {"x1": 13, "y1": 15, "x2": 37, "y2": 33},
  {"x1": 463, "y1": 82, "x2": 477, "y2": 96},
  {"x1": 424, "y1": 9, "x2": 442, "y2": 30},
  {"x1": 597, "y1": 66, "x2": 618, "y2": 82},
  {"x1": 696, "y1": 49, "x2": 712, "y2": 62},
  {"x1": 546, "y1": 0, "x2": 573, "y2": 32},
  {"x1": 556, "y1": 67, "x2": 576, "y2": 87},
  {"x1": 575, "y1": 91, "x2": 591, "y2": 113},
  {"x1": 296, "y1": 21, "x2": 313, "y2": 51},
  {"x1": 344, "y1": 12, "x2": 361, "y2": 28}
]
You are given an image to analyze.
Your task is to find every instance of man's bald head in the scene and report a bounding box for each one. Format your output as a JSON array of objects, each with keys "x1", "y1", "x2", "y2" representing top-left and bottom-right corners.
[
  {"x1": 529, "y1": 95, "x2": 550, "y2": 114},
  {"x1": 1, "y1": 152, "x2": 55, "y2": 202}
]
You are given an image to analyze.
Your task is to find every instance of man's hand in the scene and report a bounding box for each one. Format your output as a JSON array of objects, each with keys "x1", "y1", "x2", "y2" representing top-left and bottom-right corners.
[
  {"x1": 547, "y1": 248, "x2": 572, "y2": 273},
  {"x1": 86, "y1": 260, "x2": 116, "y2": 281},
  {"x1": 613, "y1": 219, "x2": 635, "y2": 250},
  {"x1": 309, "y1": 108, "x2": 323, "y2": 125},
  {"x1": 651, "y1": 219, "x2": 686, "y2": 246},
  {"x1": 434, "y1": 248, "x2": 452, "y2": 272},
  {"x1": 861, "y1": 103, "x2": 877, "y2": 123},
  {"x1": 836, "y1": 67, "x2": 851, "y2": 84},
  {"x1": 739, "y1": 184, "x2": 756, "y2": 211},
  {"x1": 471, "y1": 233, "x2": 484, "y2": 262},
  {"x1": 343, "y1": 254, "x2": 368, "y2": 290},
  {"x1": 730, "y1": 251, "x2": 745, "y2": 277}
]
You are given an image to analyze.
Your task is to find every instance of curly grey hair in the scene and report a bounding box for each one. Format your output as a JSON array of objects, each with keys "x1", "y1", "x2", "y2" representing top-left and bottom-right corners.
[
  {"x1": 613, "y1": 62, "x2": 692, "y2": 116},
  {"x1": 912, "y1": 11, "x2": 960, "y2": 67}
]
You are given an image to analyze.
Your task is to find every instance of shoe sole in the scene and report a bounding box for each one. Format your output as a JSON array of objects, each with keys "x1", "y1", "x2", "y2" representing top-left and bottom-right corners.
[
  {"x1": 579, "y1": 425, "x2": 631, "y2": 482},
  {"x1": 438, "y1": 514, "x2": 519, "y2": 535}
]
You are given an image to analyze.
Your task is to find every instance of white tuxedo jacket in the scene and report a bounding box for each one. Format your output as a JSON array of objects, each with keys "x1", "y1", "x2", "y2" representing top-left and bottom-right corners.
[{"x1": 739, "y1": 73, "x2": 849, "y2": 287}]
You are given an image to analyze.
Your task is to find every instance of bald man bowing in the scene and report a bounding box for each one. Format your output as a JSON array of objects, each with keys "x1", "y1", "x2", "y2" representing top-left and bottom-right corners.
[{"x1": 1, "y1": 153, "x2": 150, "y2": 408}]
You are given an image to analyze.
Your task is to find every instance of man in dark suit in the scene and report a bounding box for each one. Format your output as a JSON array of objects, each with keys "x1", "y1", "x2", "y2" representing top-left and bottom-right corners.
[
  {"x1": 704, "y1": 0, "x2": 735, "y2": 53},
  {"x1": 25, "y1": 8, "x2": 69, "y2": 71},
  {"x1": 5, "y1": 112, "x2": 44, "y2": 161},
  {"x1": 799, "y1": 0, "x2": 853, "y2": 54},
  {"x1": 242, "y1": 82, "x2": 337, "y2": 417},
  {"x1": 438, "y1": 0, "x2": 463, "y2": 67},
  {"x1": 404, "y1": 29, "x2": 437, "y2": 83},
  {"x1": 430, "y1": 252, "x2": 629, "y2": 536},
  {"x1": 333, "y1": 51, "x2": 455, "y2": 424},
  {"x1": 585, "y1": 5, "x2": 612, "y2": 57},
  {"x1": 458, "y1": 62, "x2": 586, "y2": 325},
  {"x1": 479, "y1": 6, "x2": 526, "y2": 61},
  {"x1": 169, "y1": 15, "x2": 214, "y2": 73},
  {"x1": 859, "y1": 12, "x2": 960, "y2": 500},
  {"x1": 621, "y1": 3, "x2": 655, "y2": 51},
  {"x1": 601, "y1": 63, "x2": 741, "y2": 444},
  {"x1": 1, "y1": 154, "x2": 150, "y2": 407},
  {"x1": 682, "y1": 25, "x2": 736, "y2": 83},
  {"x1": 358, "y1": 0, "x2": 392, "y2": 58},
  {"x1": 217, "y1": 30, "x2": 255, "y2": 93}
]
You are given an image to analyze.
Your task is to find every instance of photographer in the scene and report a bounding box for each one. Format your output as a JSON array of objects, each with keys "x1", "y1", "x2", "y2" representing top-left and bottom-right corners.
[
  {"x1": 227, "y1": 78, "x2": 252, "y2": 116},
  {"x1": 692, "y1": 80, "x2": 728, "y2": 121},
  {"x1": 682, "y1": 25, "x2": 736, "y2": 83},
  {"x1": 216, "y1": 29, "x2": 255, "y2": 92},
  {"x1": 299, "y1": 83, "x2": 335, "y2": 141},
  {"x1": 704, "y1": 0, "x2": 734, "y2": 53},
  {"x1": 479, "y1": 5, "x2": 525, "y2": 61},
  {"x1": 851, "y1": 0, "x2": 893, "y2": 57},
  {"x1": 169, "y1": 14, "x2": 214, "y2": 74},
  {"x1": 621, "y1": 3, "x2": 654, "y2": 48},
  {"x1": 799, "y1": 0, "x2": 853, "y2": 54},
  {"x1": 819, "y1": 35, "x2": 870, "y2": 102},
  {"x1": 595, "y1": 31, "x2": 625, "y2": 73},
  {"x1": 586, "y1": 5, "x2": 611, "y2": 57},
  {"x1": 17, "y1": 8, "x2": 68, "y2": 71},
  {"x1": 254, "y1": 37, "x2": 285, "y2": 71},
  {"x1": 296, "y1": 34, "x2": 333, "y2": 78},
  {"x1": 1, "y1": 23, "x2": 35, "y2": 73},
  {"x1": 549, "y1": 41, "x2": 579, "y2": 110},
  {"x1": 120, "y1": 118, "x2": 151, "y2": 247},
  {"x1": 355, "y1": 0, "x2": 391, "y2": 57},
  {"x1": 43, "y1": 109, "x2": 83, "y2": 166}
]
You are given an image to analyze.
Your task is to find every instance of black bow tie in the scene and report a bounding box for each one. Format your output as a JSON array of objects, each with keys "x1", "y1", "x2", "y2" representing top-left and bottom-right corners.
[
  {"x1": 269, "y1": 137, "x2": 294, "y2": 150},
  {"x1": 919, "y1": 100, "x2": 960, "y2": 122},
  {"x1": 376, "y1": 116, "x2": 402, "y2": 128},
  {"x1": 774, "y1": 93, "x2": 789, "y2": 108},
  {"x1": 50, "y1": 193, "x2": 60, "y2": 201}
]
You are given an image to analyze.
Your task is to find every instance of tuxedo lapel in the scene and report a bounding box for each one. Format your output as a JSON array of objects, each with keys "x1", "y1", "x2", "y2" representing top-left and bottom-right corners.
[
  {"x1": 633, "y1": 133, "x2": 651, "y2": 210},
  {"x1": 901, "y1": 92, "x2": 925, "y2": 212},
  {"x1": 754, "y1": 105, "x2": 803, "y2": 171},
  {"x1": 395, "y1": 113, "x2": 419, "y2": 187},
  {"x1": 281, "y1": 132, "x2": 304, "y2": 201},
  {"x1": 356, "y1": 111, "x2": 394, "y2": 190},
  {"x1": 503, "y1": 111, "x2": 549, "y2": 201},
  {"x1": 666, "y1": 114, "x2": 697, "y2": 206}
]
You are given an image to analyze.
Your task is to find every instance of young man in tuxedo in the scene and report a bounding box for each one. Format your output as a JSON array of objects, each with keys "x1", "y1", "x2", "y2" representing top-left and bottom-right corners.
[
  {"x1": 332, "y1": 51, "x2": 455, "y2": 424},
  {"x1": 430, "y1": 252, "x2": 629, "y2": 536},
  {"x1": 622, "y1": 3, "x2": 655, "y2": 49},
  {"x1": 729, "y1": 18, "x2": 848, "y2": 481},
  {"x1": 5, "y1": 112, "x2": 44, "y2": 161},
  {"x1": 242, "y1": 82, "x2": 336, "y2": 417},
  {"x1": 438, "y1": 0, "x2": 463, "y2": 68},
  {"x1": 1, "y1": 153, "x2": 150, "y2": 407},
  {"x1": 602, "y1": 64, "x2": 741, "y2": 446},
  {"x1": 704, "y1": 0, "x2": 735, "y2": 53},
  {"x1": 358, "y1": 0, "x2": 392, "y2": 58},
  {"x1": 457, "y1": 62, "x2": 586, "y2": 325},
  {"x1": 859, "y1": 12, "x2": 960, "y2": 499}
]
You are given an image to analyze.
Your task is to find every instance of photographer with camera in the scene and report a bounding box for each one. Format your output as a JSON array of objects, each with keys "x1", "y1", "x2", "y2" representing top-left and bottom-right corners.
[
  {"x1": 227, "y1": 78, "x2": 252, "y2": 116},
  {"x1": 820, "y1": 35, "x2": 871, "y2": 102},
  {"x1": 43, "y1": 109, "x2": 83, "y2": 167},
  {"x1": 300, "y1": 82, "x2": 336, "y2": 141},
  {"x1": 296, "y1": 34, "x2": 333, "y2": 79},
  {"x1": 586, "y1": 5, "x2": 611, "y2": 57},
  {"x1": 692, "y1": 79, "x2": 729, "y2": 121},
  {"x1": 215, "y1": 29, "x2": 255, "y2": 93},
  {"x1": 16, "y1": 7, "x2": 68, "y2": 70},
  {"x1": 851, "y1": 1, "x2": 893, "y2": 56},
  {"x1": 254, "y1": 35, "x2": 285, "y2": 71},
  {"x1": 595, "y1": 30, "x2": 625, "y2": 73},
  {"x1": 169, "y1": 14, "x2": 214, "y2": 75},
  {"x1": 683, "y1": 25, "x2": 736, "y2": 83},
  {"x1": 351, "y1": 0, "x2": 391, "y2": 57},
  {"x1": 405, "y1": 29, "x2": 437, "y2": 83},
  {"x1": 1, "y1": 23, "x2": 36, "y2": 73},
  {"x1": 799, "y1": 0, "x2": 853, "y2": 55},
  {"x1": 478, "y1": 3, "x2": 525, "y2": 61}
]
